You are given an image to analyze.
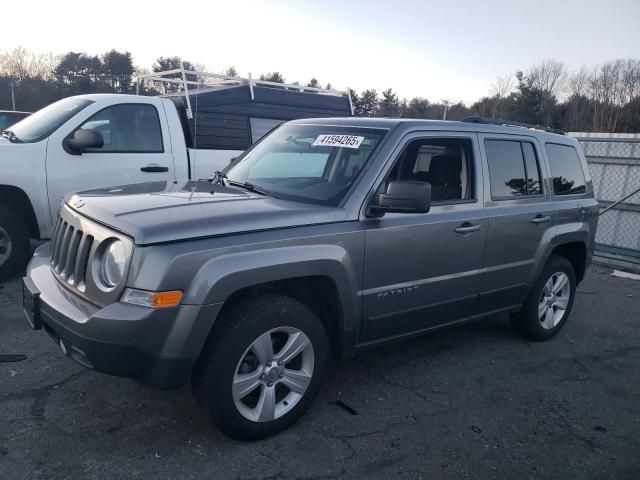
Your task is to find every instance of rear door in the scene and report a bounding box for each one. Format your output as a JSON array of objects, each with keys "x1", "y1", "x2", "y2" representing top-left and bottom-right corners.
[
  {"x1": 476, "y1": 134, "x2": 555, "y2": 313},
  {"x1": 360, "y1": 132, "x2": 487, "y2": 342},
  {"x1": 45, "y1": 98, "x2": 176, "y2": 220}
]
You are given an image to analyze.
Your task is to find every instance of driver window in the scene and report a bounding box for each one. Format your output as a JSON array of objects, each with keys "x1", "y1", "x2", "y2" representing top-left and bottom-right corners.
[
  {"x1": 380, "y1": 137, "x2": 475, "y2": 203},
  {"x1": 78, "y1": 104, "x2": 163, "y2": 153}
]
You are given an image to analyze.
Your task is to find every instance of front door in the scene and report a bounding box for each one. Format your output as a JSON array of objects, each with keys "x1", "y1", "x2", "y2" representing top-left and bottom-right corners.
[
  {"x1": 45, "y1": 99, "x2": 176, "y2": 222},
  {"x1": 360, "y1": 133, "x2": 487, "y2": 342}
]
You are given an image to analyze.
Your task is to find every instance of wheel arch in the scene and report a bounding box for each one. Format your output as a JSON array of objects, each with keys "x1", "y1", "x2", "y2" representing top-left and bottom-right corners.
[
  {"x1": 215, "y1": 275, "x2": 348, "y2": 359},
  {"x1": 186, "y1": 245, "x2": 361, "y2": 359},
  {"x1": 549, "y1": 242, "x2": 588, "y2": 284},
  {"x1": 535, "y1": 231, "x2": 590, "y2": 285},
  {"x1": 0, "y1": 185, "x2": 40, "y2": 239}
]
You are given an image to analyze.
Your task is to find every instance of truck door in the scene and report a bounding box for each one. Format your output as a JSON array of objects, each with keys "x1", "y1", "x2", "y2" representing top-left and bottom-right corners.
[{"x1": 45, "y1": 99, "x2": 176, "y2": 221}]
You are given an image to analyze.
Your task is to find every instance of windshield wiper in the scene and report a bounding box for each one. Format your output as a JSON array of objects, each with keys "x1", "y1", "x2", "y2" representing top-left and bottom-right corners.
[
  {"x1": 0, "y1": 130, "x2": 20, "y2": 142},
  {"x1": 227, "y1": 180, "x2": 271, "y2": 197},
  {"x1": 211, "y1": 171, "x2": 227, "y2": 186}
]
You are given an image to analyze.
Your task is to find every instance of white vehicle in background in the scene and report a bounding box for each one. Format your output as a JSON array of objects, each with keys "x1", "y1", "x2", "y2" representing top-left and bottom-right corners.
[
  {"x1": 0, "y1": 68, "x2": 353, "y2": 278},
  {"x1": 0, "y1": 111, "x2": 31, "y2": 131}
]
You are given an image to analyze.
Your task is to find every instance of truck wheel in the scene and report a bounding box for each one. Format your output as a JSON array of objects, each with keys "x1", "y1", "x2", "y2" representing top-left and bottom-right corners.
[
  {"x1": 192, "y1": 294, "x2": 329, "y2": 440},
  {"x1": 510, "y1": 255, "x2": 576, "y2": 341},
  {"x1": 0, "y1": 206, "x2": 30, "y2": 281}
]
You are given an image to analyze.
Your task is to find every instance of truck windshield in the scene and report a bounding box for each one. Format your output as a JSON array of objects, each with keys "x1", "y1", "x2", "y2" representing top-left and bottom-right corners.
[
  {"x1": 226, "y1": 125, "x2": 388, "y2": 207},
  {"x1": 5, "y1": 97, "x2": 93, "y2": 143}
]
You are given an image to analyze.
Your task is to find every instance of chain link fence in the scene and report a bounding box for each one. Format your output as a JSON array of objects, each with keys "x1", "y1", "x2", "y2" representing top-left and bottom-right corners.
[{"x1": 569, "y1": 132, "x2": 640, "y2": 271}]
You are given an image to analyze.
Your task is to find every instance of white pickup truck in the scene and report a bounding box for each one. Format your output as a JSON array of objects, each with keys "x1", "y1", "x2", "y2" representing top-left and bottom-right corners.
[{"x1": 0, "y1": 75, "x2": 352, "y2": 278}]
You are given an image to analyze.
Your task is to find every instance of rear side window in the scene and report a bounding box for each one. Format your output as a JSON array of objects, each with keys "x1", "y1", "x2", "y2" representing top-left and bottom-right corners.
[
  {"x1": 545, "y1": 143, "x2": 586, "y2": 195},
  {"x1": 485, "y1": 140, "x2": 542, "y2": 198}
]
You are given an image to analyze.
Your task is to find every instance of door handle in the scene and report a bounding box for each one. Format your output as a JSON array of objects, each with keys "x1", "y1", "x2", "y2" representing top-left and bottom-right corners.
[
  {"x1": 141, "y1": 165, "x2": 169, "y2": 173},
  {"x1": 455, "y1": 223, "x2": 481, "y2": 234},
  {"x1": 577, "y1": 204, "x2": 587, "y2": 221},
  {"x1": 530, "y1": 214, "x2": 551, "y2": 224}
]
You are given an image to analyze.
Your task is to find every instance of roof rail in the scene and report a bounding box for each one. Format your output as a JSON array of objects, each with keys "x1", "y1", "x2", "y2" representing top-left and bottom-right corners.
[
  {"x1": 462, "y1": 116, "x2": 565, "y2": 135},
  {"x1": 134, "y1": 64, "x2": 354, "y2": 118}
]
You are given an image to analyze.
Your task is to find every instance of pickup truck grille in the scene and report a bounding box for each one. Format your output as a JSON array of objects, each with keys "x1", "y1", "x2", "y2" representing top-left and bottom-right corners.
[
  {"x1": 49, "y1": 202, "x2": 134, "y2": 307},
  {"x1": 50, "y1": 216, "x2": 94, "y2": 291}
]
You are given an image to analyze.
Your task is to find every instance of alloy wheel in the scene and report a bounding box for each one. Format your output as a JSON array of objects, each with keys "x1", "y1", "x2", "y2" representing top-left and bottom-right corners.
[
  {"x1": 232, "y1": 327, "x2": 315, "y2": 422},
  {"x1": 538, "y1": 272, "x2": 571, "y2": 329}
]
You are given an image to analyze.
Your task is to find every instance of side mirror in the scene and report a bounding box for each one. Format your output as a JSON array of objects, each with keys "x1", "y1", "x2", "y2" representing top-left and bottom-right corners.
[
  {"x1": 368, "y1": 180, "x2": 431, "y2": 217},
  {"x1": 65, "y1": 129, "x2": 104, "y2": 154}
]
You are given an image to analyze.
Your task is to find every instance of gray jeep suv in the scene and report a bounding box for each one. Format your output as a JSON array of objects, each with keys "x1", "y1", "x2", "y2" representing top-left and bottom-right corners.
[{"x1": 23, "y1": 117, "x2": 598, "y2": 440}]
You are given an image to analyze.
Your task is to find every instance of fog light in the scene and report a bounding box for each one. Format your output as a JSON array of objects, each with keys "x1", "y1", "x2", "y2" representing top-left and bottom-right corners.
[{"x1": 121, "y1": 288, "x2": 183, "y2": 308}]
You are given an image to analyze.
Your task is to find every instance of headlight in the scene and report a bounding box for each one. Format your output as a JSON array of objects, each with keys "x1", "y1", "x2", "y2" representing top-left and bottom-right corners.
[{"x1": 101, "y1": 240, "x2": 126, "y2": 287}]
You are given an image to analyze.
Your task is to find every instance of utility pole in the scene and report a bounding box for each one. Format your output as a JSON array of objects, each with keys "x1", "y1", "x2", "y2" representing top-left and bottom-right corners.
[
  {"x1": 442, "y1": 99, "x2": 451, "y2": 120},
  {"x1": 10, "y1": 79, "x2": 16, "y2": 111}
]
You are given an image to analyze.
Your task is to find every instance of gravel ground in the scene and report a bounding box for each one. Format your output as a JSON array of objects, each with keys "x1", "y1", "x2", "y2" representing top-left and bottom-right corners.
[{"x1": 1, "y1": 265, "x2": 639, "y2": 480}]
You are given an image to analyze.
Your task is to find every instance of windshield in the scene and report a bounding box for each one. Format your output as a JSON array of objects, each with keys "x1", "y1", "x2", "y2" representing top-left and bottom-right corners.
[
  {"x1": 226, "y1": 125, "x2": 387, "y2": 206},
  {"x1": 0, "y1": 112, "x2": 29, "y2": 131},
  {"x1": 5, "y1": 97, "x2": 93, "y2": 143}
]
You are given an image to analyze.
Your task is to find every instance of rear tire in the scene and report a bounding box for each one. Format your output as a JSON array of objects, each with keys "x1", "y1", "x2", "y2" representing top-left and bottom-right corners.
[
  {"x1": 192, "y1": 294, "x2": 329, "y2": 440},
  {"x1": 0, "y1": 206, "x2": 30, "y2": 281},
  {"x1": 510, "y1": 255, "x2": 576, "y2": 341}
]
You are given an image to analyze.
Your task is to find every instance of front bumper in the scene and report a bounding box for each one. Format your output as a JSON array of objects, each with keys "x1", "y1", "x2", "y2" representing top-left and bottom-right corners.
[{"x1": 24, "y1": 243, "x2": 222, "y2": 389}]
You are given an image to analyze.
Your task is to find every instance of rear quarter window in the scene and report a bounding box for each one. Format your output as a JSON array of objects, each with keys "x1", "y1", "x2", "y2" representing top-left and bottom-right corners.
[{"x1": 545, "y1": 143, "x2": 586, "y2": 195}]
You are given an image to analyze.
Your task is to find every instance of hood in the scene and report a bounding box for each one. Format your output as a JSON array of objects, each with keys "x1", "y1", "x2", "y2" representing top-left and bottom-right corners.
[{"x1": 66, "y1": 181, "x2": 348, "y2": 245}]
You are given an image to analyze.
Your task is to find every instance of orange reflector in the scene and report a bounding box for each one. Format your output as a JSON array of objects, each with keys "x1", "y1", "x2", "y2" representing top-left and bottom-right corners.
[{"x1": 150, "y1": 290, "x2": 183, "y2": 308}]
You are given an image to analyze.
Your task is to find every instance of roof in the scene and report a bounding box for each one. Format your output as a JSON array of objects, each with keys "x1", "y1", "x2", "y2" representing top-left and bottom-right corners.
[{"x1": 288, "y1": 117, "x2": 573, "y2": 142}]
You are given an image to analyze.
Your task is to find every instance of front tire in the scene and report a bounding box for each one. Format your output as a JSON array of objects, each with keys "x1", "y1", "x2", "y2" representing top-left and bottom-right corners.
[
  {"x1": 511, "y1": 255, "x2": 576, "y2": 341},
  {"x1": 0, "y1": 206, "x2": 30, "y2": 281},
  {"x1": 192, "y1": 294, "x2": 329, "y2": 440}
]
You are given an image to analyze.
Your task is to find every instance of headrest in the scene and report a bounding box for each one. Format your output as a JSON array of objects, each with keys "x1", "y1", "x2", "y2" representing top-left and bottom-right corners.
[{"x1": 429, "y1": 155, "x2": 461, "y2": 184}]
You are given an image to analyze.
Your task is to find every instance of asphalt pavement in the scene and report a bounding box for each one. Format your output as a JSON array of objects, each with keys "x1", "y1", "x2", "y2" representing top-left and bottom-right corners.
[{"x1": 1, "y1": 265, "x2": 639, "y2": 479}]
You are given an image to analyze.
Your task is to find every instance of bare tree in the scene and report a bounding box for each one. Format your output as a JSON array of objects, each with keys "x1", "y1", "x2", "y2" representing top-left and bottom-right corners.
[
  {"x1": 565, "y1": 67, "x2": 591, "y2": 130},
  {"x1": 490, "y1": 75, "x2": 515, "y2": 99},
  {"x1": 527, "y1": 59, "x2": 568, "y2": 98},
  {"x1": 589, "y1": 60, "x2": 626, "y2": 131},
  {"x1": 0, "y1": 47, "x2": 57, "y2": 80},
  {"x1": 523, "y1": 59, "x2": 568, "y2": 125},
  {"x1": 620, "y1": 59, "x2": 640, "y2": 103},
  {"x1": 487, "y1": 74, "x2": 515, "y2": 118},
  {"x1": 569, "y1": 67, "x2": 589, "y2": 97}
]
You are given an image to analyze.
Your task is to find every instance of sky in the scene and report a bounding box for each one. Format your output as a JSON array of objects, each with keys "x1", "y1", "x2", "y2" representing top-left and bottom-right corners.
[{"x1": 5, "y1": 0, "x2": 640, "y2": 104}]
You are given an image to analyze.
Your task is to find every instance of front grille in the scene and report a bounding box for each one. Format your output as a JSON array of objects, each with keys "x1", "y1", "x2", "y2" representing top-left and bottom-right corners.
[
  {"x1": 50, "y1": 216, "x2": 94, "y2": 291},
  {"x1": 49, "y1": 203, "x2": 133, "y2": 307}
]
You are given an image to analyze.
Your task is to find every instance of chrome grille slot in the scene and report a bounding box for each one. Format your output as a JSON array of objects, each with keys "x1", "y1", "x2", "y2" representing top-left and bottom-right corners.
[
  {"x1": 74, "y1": 234, "x2": 93, "y2": 291},
  {"x1": 49, "y1": 218, "x2": 63, "y2": 267},
  {"x1": 64, "y1": 230, "x2": 83, "y2": 284},
  {"x1": 53, "y1": 222, "x2": 69, "y2": 272},
  {"x1": 50, "y1": 216, "x2": 63, "y2": 260},
  {"x1": 57, "y1": 225, "x2": 74, "y2": 277}
]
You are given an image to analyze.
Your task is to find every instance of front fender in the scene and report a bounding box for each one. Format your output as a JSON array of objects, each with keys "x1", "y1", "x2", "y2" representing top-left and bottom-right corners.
[
  {"x1": 186, "y1": 244, "x2": 357, "y2": 303},
  {"x1": 182, "y1": 243, "x2": 362, "y2": 356}
]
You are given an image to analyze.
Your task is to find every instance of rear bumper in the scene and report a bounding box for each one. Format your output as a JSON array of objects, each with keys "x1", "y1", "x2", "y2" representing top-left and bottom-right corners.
[{"x1": 25, "y1": 243, "x2": 222, "y2": 389}]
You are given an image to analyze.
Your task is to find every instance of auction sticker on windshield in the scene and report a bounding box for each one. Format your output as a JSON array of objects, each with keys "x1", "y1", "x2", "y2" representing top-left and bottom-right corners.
[{"x1": 313, "y1": 134, "x2": 364, "y2": 149}]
